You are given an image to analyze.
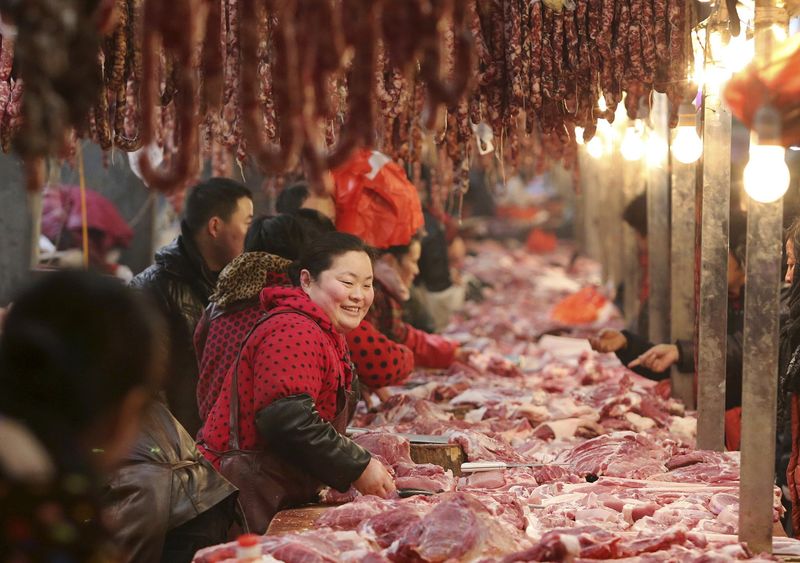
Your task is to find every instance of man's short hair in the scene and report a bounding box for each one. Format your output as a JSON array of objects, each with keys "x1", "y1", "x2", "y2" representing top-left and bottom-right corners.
[
  {"x1": 622, "y1": 192, "x2": 647, "y2": 237},
  {"x1": 276, "y1": 182, "x2": 310, "y2": 214},
  {"x1": 184, "y1": 178, "x2": 252, "y2": 235}
]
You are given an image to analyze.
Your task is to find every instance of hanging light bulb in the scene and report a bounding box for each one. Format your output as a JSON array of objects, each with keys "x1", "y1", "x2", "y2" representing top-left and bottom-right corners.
[
  {"x1": 621, "y1": 125, "x2": 643, "y2": 161},
  {"x1": 598, "y1": 95, "x2": 608, "y2": 113},
  {"x1": 575, "y1": 126, "x2": 585, "y2": 145},
  {"x1": 671, "y1": 104, "x2": 703, "y2": 164},
  {"x1": 586, "y1": 136, "x2": 604, "y2": 159},
  {"x1": 744, "y1": 105, "x2": 790, "y2": 203}
]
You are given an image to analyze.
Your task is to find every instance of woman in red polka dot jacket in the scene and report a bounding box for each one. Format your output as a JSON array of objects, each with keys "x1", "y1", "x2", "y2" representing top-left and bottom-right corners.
[{"x1": 197, "y1": 233, "x2": 395, "y2": 532}]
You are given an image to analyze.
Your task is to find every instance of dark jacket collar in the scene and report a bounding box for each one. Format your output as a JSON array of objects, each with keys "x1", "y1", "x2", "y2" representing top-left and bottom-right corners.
[{"x1": 155, "y1": 221, "x2": 217, "y2": 288}]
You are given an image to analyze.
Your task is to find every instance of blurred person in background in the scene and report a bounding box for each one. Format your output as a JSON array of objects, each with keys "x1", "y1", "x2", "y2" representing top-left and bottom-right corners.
[
  {"x1": 0, "y1": 271, "x2": 164, "y2": 561},
  {"x1": 132, "y1": 178, "x2": 253, "y2": 434},
  {"x1": 275, "y1": 181, "x2": 336, "y2": 222}
]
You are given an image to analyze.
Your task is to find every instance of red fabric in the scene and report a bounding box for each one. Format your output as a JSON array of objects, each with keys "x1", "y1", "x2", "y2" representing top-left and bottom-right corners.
[
  {"x1": 365, "y1": 281, "x2": 457, "y2": 370},
  {"x1": 194, "y1": 271, "x2": 291, "y2": 440},
  {"x1": 198, "y1": 287, "x2": 353, "y2": 466},
  {"x1": 345, "y1": 320, "x2": 415, "y2": 389},
  {"x1": 41, "y1": 185, "x2": 133, "y2": 253},
  {"x1": 790, "y1": 394, "x2": 800, "y2": 537},
  {"x1": 724, "y1": 407, "x2": 742, "y2": 451},
  {"x1": 401, "y1": 325, "x2": 458, "y2": 369},
  {"x1": 333, "y1": 149, "x2": 424, "y2": 249}
]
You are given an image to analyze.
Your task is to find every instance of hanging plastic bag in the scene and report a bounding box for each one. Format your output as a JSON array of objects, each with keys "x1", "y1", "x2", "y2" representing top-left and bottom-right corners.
[{"x1": 332, "y1": 149, "x2": 424, "y2": 249}]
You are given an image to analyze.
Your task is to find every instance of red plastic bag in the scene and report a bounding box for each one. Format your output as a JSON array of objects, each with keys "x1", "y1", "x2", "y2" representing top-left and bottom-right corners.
[
  {"x1": 551, "y1": 286, "x2": 608, "y2": 325},
  {"x1": 332, "y1": 149, "x2": 424, "y2": 249}
]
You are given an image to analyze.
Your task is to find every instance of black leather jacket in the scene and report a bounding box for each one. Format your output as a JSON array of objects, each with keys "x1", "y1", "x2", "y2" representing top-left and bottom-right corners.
[{"x1": 131, "y1": 222, "x2": 217, "y2": 435}]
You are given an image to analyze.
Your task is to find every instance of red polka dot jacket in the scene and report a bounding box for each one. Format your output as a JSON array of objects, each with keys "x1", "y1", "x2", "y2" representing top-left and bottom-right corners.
[
  {"x1": 197, "y1": 286, "x2": 354, "y2": 464},
  {"x1": 365, "y1": 279, "x2": 458, "y2": 369}
]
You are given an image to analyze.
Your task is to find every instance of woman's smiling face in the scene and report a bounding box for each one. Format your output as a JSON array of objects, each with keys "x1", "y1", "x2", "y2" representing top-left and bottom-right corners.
[{"x1": 301, "y1": 250, "x2": 374, "y2": 332}]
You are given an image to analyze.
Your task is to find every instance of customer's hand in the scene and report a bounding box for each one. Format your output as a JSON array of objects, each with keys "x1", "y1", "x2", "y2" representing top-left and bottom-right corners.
[
  {"x1": 589, "y1": 329, "x2": 627, "y2": 353},
  {"x1": 353, "y1": 458, "x2": 396, "y2": 498},
  {"x1": 628, "y1": 344, "x2": 679, "y2": 373}
]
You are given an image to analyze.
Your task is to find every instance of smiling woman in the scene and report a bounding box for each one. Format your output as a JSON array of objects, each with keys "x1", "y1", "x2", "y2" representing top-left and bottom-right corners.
[{"x1": 197, "y1": 232, "x2": 395, "y2": 533}]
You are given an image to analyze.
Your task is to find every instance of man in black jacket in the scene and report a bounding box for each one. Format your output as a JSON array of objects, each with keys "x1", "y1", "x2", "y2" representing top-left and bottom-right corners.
[
  {"x1": 105, "y1": 178, "x2": 251, "y2": 563},
  {"x1": 132, "y1": 178, "x2": 253, "y2": 434}
]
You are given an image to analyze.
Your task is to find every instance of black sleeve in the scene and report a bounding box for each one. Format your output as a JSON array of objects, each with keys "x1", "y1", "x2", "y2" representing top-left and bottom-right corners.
[
  {"x1": 675, "y1": 339, "x2": 695, "y2": 373},
  {"x1": 615, "y1": 330, "x2": 670, "y2": 381},
  {"x1": 255, "y1": 394, "x2": 371, "y2": 492}
]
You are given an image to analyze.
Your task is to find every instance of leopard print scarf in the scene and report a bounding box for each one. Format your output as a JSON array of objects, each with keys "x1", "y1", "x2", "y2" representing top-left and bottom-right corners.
[{"x1": 210, "y1": 252, "x2": 292, "y2": 308}]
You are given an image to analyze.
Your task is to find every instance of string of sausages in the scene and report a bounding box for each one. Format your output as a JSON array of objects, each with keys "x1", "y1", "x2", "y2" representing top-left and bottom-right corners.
[{"x1": 0, "y1": 0, "x2": 693, "y2": 202}]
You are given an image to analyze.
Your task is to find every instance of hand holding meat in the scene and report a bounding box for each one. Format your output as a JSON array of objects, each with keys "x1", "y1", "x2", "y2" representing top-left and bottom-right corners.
[
  {"x1": 628, "y1": 344, "x2": 679, "y2": 372},
  {"x1": 353, "y1": 457, "x2": 396, "y2": 498},
  {"x1": 589, "y1": 329, "x2": 627, "y2": 353}
]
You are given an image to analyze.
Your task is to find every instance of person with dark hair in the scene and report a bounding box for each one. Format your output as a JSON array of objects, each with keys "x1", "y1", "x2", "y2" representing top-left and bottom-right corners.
[
  {"x1": 590, "y1": 211, "x2": 748, "y2": 448},
  {"x1": 0, "y1": 271, "x2": 164, "y2": 561},
  {"x1": 199, "y1": 232, "x2": 396, "y2": 532},
  {"x1": 132, "y1": 177, "x2": 253, "y2": 433},
  {"x1": 275, "y1": 181, "x2": 336, "y2": 221},
  {"x1": 245, "y1": 214, "x2": 308, "y2": 260},
  {"x1": 780, "y1": 217, "x2": 800, "y2": 533},
  {"x1": 622, "y1": 191, "x2": 648, "y2": 238},
  {"x1": 275, "y1": 181, "x2": 310, "y2": 214},
  {"x1": 365, "y1": 236, "x2": 461, "y2": 370}
]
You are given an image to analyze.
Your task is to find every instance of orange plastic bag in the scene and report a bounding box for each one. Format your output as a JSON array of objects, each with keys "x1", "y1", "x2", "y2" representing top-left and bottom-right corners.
[
  {"x1": 724, "y1": 34, "x2": 800, "y2": 146},
  {"x1": 551, "y1": 286, "x2": 608, "y2": 325},
  {"x1": 526, "y1": 228, "x2": 557, "y2": 254},
  {"x1": 332, "y1": 149, "x2": 424, "y2": 249}
]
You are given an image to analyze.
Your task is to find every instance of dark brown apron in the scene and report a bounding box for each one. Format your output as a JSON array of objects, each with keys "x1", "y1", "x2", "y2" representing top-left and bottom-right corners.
[{"x1": 209, "y1": 310, "x2": 356, "y2": 534}]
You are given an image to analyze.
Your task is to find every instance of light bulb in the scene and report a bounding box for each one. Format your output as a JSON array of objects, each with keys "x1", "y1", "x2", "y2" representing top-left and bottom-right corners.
[
  {"x1": 575, "y1": 126, "x2": 585, "y2": 145},
  {"x1": 743, "y1": 145, "x2": 790, "y2": 203},
  {"x1": 704, "y1": 65, "x2": 732, "y2": 95},
  {"x1": 620, "y1": 127, "x2": 643, "y2": 161},
  {"x1": 586, "y1": 136, "x2": 604, "y2": 159},
  {"x1": 671, "y1": 126, "x2": 703, "y2": 164},
  {"x1": 598, "y1": 95, "x2": 608, "y2": 112}
]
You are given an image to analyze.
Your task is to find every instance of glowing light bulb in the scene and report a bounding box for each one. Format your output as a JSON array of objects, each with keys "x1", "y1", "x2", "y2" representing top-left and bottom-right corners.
[
  {"x1": 598, "y1": 95, "x2": 608, "y2": 112},
  {"x1": 744, "y1": 145, "x2": 790, "y2": 203},
  {"x1": 575, "y1": 126, "x2": 585, "y2": 145},
  {"x1": 620, "y1": 127, "x2": 643, "y2": 161},
  {"x1": 586, "y1": 136, "x2": 604, "y2": 159},
  {"x1": 671, "y1": 126, "x2": 703, "y2": 164}
]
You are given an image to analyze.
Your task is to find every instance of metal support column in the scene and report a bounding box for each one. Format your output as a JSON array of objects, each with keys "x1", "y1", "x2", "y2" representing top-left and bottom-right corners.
[
  {"x1": 622, "y1": 155, "x2": 643, "y2": 328},
  {"x1": 739, "y1": 2, "x2": 788, "y2": 553},
  {"x1": 647, "y1": 93, "x2": 671, "y2": 344},
  {"x1": 697, "y1": 57, "x2": 732, "y2": 451},
  {"x1": 670, "y1": 153, "x2": 698, "y2": 409}
]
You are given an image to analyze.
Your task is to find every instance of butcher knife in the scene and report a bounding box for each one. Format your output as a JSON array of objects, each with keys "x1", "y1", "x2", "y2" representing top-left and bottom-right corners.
[
  {"x1": 460, "y1": 461, "x2": 570, "y2": 472},
  {"x1": 345, "y1": 427, "x2": 451, "y2": 445}
]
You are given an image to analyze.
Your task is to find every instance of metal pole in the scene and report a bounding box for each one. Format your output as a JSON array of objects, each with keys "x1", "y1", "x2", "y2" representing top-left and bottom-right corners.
[
  {"x1": 670, "y1": 154, "x2": 698, "y2": 409},
  {"x1": 622, "y1": 152, "x2": 643, "y2": 328},
  {"x1": 575, "y1": 152, "x2": 588, "y2": 255},
  {"x1": 738, "y1": 3, "x2": 787, "y2": 553},
  {"x1": 697, "y1": 27, "x2": 733, "y2": 451},
  {"x1": 648, "y1": 93, "x2": 671, "y2": 344}
]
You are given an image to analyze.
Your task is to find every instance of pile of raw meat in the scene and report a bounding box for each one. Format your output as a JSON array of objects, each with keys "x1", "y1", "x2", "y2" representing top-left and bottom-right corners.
[{"x1": 194, "y1": 243, "x2": 792, "y2": 562}]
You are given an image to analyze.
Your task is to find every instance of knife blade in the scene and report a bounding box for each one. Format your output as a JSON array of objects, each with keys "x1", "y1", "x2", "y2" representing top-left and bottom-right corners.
[
  {"x1": 345, "y1": 427, "x2": 452, "y2": 445},
  {"x1": 461, "y1": 461, "x2": 571, "y2": 472}
]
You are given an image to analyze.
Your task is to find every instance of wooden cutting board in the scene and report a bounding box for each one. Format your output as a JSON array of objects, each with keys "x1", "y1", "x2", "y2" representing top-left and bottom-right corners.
[
  {"x1": 410, "y1": 443, "x2": 466, "y2": 476},
  {"x1": 266, "y1": 505, "x2": 330, "y2": 535}
]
